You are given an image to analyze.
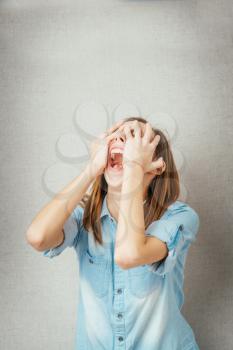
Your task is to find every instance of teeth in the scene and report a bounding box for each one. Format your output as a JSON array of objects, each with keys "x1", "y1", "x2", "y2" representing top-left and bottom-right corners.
[{"x1": 110, "y1": 148, "x2": 123, "y2": 155}]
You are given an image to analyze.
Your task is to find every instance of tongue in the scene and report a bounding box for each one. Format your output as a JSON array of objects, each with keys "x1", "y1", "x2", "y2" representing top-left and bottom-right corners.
[
  {"x1": 114, "y1": 154, "x2": 122, "y2": 162},
  {"x1": 113, "y1": 163, "x2": 122, "y2": 169},
  {"x1": 111, "y1": 153, "x2": 123, "y2": 170}
]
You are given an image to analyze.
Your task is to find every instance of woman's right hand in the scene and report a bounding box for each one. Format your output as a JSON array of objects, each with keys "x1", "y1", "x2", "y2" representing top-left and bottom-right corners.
[{"x1": 86, "y1": 119, "x2": 125, "y2": 179}]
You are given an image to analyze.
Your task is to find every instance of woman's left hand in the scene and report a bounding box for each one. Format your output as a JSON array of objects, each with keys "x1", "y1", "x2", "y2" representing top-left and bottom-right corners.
[{"x1": 120, "y1": 120, "x2": 166, "y2": 175}]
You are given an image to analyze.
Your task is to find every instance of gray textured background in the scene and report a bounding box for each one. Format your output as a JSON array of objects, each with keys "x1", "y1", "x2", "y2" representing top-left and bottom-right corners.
[{"x1": 0, "y1": 0, "x2": 232, "y2": 349}]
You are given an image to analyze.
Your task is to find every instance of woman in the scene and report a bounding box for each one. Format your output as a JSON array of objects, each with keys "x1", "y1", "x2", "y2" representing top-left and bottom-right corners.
[{"x1": 26, "y1": 116, "x2": 200, "y2": 350}]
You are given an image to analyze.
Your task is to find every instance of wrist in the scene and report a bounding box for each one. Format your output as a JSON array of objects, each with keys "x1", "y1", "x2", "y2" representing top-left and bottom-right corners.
[
  {"x1": 121, "y1": 164, "x2": 144, "y2": 198},
  {"x1": 122, "y1": 161, "x2": 144, "y2": 184},
  {"x1": 123, "y1": 160, "x2": 144, "y2": 173}
]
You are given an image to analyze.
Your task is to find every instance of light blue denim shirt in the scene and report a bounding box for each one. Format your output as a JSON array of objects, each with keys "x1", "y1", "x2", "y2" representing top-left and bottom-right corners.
[{"x1": 42, "y1": 194, "x2": 200, "y2": 350}]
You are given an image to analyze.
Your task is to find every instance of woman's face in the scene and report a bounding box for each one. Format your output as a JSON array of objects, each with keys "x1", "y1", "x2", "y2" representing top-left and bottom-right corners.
[{"x1": 103, "y1": 121, "x2": 155, "y2": 190}]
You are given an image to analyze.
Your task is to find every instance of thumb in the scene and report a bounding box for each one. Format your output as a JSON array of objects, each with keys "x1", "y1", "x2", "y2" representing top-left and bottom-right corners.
[{"x1": 147, "y1": 157, "x2": 165, "y2": 174}]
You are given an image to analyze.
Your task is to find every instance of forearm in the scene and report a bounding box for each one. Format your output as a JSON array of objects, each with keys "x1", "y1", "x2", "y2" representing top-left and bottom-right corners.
[
  {"x1": 115, "y1": 163, "x2": 147, "y2": 261},
  {"x1": 26, "y1": 163, "x2": 94, "y2": 242}
]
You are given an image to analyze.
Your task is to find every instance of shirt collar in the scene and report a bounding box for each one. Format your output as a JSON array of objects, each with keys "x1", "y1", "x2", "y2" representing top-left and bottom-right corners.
[
  {"x1": 100, "y1": 195, "x2": 183, "y2": 221},
  {"x1": 100, "y1": 195, "x2": 148, "y2": 219}
]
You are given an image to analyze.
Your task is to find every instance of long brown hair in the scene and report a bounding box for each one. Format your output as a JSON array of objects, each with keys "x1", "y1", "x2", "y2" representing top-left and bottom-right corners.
[{"x1": 80, "y1": 116, "x2": 180, "y2": 245}]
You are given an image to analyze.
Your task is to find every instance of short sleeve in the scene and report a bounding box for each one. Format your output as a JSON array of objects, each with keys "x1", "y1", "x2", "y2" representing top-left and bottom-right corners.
[
  {"x1": 42, "y1": 205, "x2": 84, "y2": 259},
  {"x1": 145, "y1": 201, "x2": 200, "y2": 276}
]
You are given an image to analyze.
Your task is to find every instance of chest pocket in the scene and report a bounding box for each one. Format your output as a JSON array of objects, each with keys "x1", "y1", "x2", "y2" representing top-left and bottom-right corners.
[
  {"x1": 128, "y1": 264, "x2": 163, "y2": 298},
  {"x1": 81, "y1": 248, "x2": 111, "y2": 298}
]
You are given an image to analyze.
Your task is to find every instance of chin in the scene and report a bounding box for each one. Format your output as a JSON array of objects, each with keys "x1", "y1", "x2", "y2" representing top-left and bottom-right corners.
[{"x1": 104, "y1": 164, "x2": 123, "y2": 190}]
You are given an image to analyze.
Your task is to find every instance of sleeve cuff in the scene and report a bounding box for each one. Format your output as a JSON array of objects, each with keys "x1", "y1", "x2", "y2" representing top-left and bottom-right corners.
[
  {"x1": 145, "y1": 202, "x2": 200, "y2": 276},
  {"x1": 43, "y1": 207, "x2": 81, "y2": 259},
  {"x1": 146, "y1": 219, "x2": 184, "y2": 276}
]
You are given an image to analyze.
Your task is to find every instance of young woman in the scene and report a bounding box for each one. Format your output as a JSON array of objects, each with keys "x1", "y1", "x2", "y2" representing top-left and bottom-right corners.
[{"x1": 26, "y1": 116, "x2": 200, "y2": 350}]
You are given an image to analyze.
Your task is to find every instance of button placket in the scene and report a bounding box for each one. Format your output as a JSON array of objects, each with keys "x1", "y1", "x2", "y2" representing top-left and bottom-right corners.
[
  {"x1": 116, "y1": 288, "x2": 123, "y2": 294},
  {"x1": 113, "y1": 265, "x2": 126, "y2": 349},
  {"x1": 117, "y1": 312, "x2": 123, "y2": 320}
]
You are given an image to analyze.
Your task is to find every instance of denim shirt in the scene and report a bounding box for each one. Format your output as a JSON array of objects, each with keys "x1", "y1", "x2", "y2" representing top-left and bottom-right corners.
[{"x1": 42, "y1": 194, "x2": 200, "y2": 350}]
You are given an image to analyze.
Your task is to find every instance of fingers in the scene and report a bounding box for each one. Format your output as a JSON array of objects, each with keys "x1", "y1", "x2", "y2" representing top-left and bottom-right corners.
[
  {"x1": 100, "y1": 119, "x2": 125, "y2": 143},
  {"x1": 117, "y1": 123, "x2": 127, "y2": 134},
  {"x1": 118, "y1": 120, "x2": 155, "y2": 143},
  {"x1": 102, "y1": 119, "x2": 157, "y2": 144},
  {"x1": 94, "y1": 119, "x2": 126, "y2": 148},
  {"x1": 149, "y1": 157, "x2": 166, "y2": 174},
  {"x1": 143, "y1": 122, "x2": 153, "y2": 143},
  {"x1": 143, "y1": 122, "x2": 159, "y2": 146},
  {"x1": 150, "y1": 133, "x2": 161, "y2": 148},
  {"x1": 105, "y1": 129, "x2": 122, "y2": 143},
  {"x1": 105, "y1": 119, "x2": 125, "y2": 136},
  {"x1": 133, "y1": 120, "x2": 141, "y2": 140},
  {"x1": 118, "y1": 120, "x2": 142, "y2": 140},
  {"x1": 124, "y1": 124, "x2": 133, "y2": 139}
]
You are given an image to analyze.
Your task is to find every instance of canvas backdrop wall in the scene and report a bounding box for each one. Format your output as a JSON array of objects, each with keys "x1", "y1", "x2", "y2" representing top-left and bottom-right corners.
[{"x1": 0, "y1": 0, "x2": 232, "y2": 349}]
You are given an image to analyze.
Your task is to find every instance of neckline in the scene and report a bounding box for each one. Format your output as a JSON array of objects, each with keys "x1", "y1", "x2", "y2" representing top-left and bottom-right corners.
[{"x1": 104, "y1": 196, "x2": 147, "y2": 222}]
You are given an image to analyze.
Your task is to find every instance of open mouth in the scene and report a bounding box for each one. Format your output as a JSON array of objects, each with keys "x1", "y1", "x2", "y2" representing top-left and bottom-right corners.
[{"x1": 108, "y1": 148, "x2": 123, "y2": 171}]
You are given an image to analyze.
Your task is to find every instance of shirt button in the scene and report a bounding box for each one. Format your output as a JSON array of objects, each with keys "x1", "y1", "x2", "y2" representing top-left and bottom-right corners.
[
  {"x1": 118, "y1": 336, "x2": 124, "y2": 342},
  {"x1": 117, "y1": 313, "x2": 123, "y2": 319},
  {"x1": 116, "y1": 288, "x2": 122, "y2": 294}
]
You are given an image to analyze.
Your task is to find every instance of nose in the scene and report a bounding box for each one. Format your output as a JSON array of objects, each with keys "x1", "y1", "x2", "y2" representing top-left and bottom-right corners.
[{"x1": 114, "y1": 130, "x2": 125, "y2": 143}]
